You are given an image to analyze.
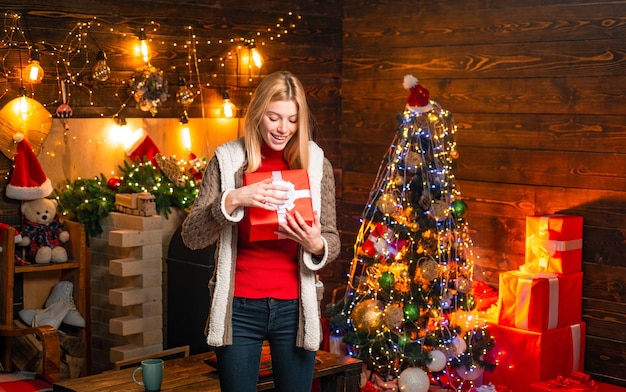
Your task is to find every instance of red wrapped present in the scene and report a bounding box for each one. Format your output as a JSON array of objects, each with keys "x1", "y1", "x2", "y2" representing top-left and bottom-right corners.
[
  {"x1": 483, "y1": 323, "x2": 586, "y2": 392},
  {"x1": 244, "y1": 169, "x2": 314, "y2": 242},
  {"x1": 530, "y1": 372, "x2": 600, "y2": 392},
  {"x1": 525, "y1": 215, "x2": 583, "y2": 275},
  {"x1": 498, "y1": 270, "x2": 582, "y2": 331},
  {"x1": 472, "y1": 280, "x2": 499, "y2": 311}
]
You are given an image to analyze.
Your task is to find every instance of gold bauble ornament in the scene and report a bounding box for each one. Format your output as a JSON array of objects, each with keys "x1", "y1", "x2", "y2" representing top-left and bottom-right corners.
[
  {"x1": 377, "y1": 193, "x2": 399, "y2": 215},
  {"x1": 351, "y1": 299, "x2": 383, "y2": 333}
]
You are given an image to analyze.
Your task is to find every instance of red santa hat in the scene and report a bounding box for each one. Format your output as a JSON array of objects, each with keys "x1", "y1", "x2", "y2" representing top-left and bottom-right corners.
[
  {"x1": 6, "y1": 133, "x2": 53, "y2": 200},
  {"x1": 0, "y1": 223, "x2": 22, "y2": 253},
  {"x1": 124, "y1": 127, "x2": 161, "y2": 165},
  {"x1": 403, "y1": 75, "x2": 433, "y2": 112}
]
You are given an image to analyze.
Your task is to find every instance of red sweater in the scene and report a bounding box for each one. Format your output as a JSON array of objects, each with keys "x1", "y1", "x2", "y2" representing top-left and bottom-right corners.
[{"x1": 234, "y1": 144, "x2": 299, "y2": 299}]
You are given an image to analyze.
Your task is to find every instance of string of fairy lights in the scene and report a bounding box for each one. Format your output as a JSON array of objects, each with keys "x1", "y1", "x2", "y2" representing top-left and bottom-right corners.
[{"x1": 0, "y1": 10, "x2": 303, "y2": 120}]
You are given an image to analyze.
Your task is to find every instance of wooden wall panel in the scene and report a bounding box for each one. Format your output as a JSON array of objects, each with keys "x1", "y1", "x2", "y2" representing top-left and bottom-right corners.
[
  {"x1": 0, "y1": 0, "x2": 343, "y2": 372},
  {"x1": 343, "y1": 0, "x2": 626, "y2": 384}
]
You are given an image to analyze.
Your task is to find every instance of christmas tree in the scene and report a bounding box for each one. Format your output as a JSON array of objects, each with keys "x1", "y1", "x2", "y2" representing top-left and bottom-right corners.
[{"x1": 340, "y1": 76, "x2": 495, "y2": 391}]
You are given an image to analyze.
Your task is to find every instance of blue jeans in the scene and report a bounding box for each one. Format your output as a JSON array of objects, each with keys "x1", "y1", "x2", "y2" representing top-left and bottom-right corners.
[{"x1": 215, "y1": 297, "x2": 316, "y2": 392}]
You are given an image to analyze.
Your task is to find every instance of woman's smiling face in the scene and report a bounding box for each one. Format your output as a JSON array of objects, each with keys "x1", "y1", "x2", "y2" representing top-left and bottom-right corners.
[{"x1": 260, "y1": 100, "x2": 298, "y2": 151}]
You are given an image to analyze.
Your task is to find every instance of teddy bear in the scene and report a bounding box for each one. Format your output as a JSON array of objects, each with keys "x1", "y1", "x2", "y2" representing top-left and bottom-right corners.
[{"x1": 19, "y1": 198, "x2": 70, "y2": 264}]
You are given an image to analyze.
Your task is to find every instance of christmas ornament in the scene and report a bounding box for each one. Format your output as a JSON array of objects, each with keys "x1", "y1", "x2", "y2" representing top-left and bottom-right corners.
[
  {"x1": 427, "y1": 349, "x2": 447, "y2": 372},
  {"x1": 187, "y1": 152, "x2": 206, "y2": 183},
  {"x1": 361, "y1": 223, "x2": 405, "y2": 260},
  {"x1": 378, "y1": 271, "x2": 395, "y2": 291},
  {"x1": 383, "y1": 303, "x2": 404, "y2": 330},
  {"x1": 156, "y1": 153, "x2": 187, "y2": 187},
  {"x1": 452, "y1": 335, "x2": 467, "y2": 354},
  {"x1": 377, "y1": 193, "x2": 400, "y2": 215},
  {"x1": 404, "y1": 150, "x2": 423, "y2": 170},
  {"x1": 403, "y1": 303, "x2": 419, "y2": 322},
  {"x1": 107, "y1": 177, "x2": 122, "y2": 190},
  {"x1": 398, "y1": 367, "x2": 430, "y2": 392},
  {"x1": 55, "y1": 80, "x2": 72, "y2": 134},
  {"x1": 351, "y1": 299, "x2": 383, "y2": 333},
  {"x1": 430, "y1": 200, "x2": 449, "y2": 221},
  {"x1": 456, "y1": 277, "x2": 472, "y2": 293},
  {"x1": 419, "y1": 258, "x2": 440, "y2": 281},
  {"x1": 451, "y1": 199, "x2": 468, "y2": 217},
  {"x1": 129, "y1": 66, "x2": 169, "y2": 116},
  {"x1": 124, "y1": 128, "x2": 161, "y2": 165},
  {"x1": 403, "y1": 74, "x2": 432, "y2": 113},
  {"x1": 456, "y1": 364, "x2": 484, "y2": 381}
]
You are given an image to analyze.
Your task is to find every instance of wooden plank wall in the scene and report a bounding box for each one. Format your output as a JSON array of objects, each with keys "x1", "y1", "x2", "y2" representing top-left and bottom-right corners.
[
  {"x1": 342, "y1": 0, "x2": 626, "y2": 385},
  {"x1": 0, "y1": 0, "x2": 343, "y2": 372}
]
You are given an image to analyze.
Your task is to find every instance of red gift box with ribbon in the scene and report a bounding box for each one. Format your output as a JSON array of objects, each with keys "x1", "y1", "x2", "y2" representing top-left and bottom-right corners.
[
  {"x1": 498, "y1": 270, "x2": 583, "y2": 332},
  {"x1": 359, "y1": 222, "x2": 407, "y2": 261},
  {"x1": 244, "y1": 169, "x2": 314, "y2": 242},
  {"x1": 482, "y1": 323, "x2": 586, "y2": 392},
  {"x1": 525, "y1": 215, "x2": 583, "y2": 275},
  {"x1": 530, "y1": 372, "x2": 600, "y2": 392}
]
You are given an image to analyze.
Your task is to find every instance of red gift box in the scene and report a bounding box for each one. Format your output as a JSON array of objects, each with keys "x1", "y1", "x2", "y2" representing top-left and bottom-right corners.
[
  {"x1": 483, "y1": 323, "x2": 586, "y2": 392},
  {"x1": 244, "y1": 169, "x2": 314, "y2": 242},
  {"x1": 525, "y1": 215, "x2": 583, "y2": 275},
  {"x1": 530, "y1": 372, "x2": 600, "y2": 392},
  {"x1": 498, "y1": 270, "x2": 582, "y2": 331}
]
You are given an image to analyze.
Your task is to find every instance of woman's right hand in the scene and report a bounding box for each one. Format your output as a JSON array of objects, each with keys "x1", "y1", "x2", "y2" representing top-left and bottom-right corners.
[{"x1": 224, "y1": 177, "x2": 289, "y2": 214}]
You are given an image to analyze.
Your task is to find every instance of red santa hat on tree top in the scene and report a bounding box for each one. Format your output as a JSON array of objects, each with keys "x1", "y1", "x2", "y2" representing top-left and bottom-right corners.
[
  {"x1": 6, "y1": 133, "x2": 53, "y2": 200},
  {"x1": 403, "y1": 75, "x2": 433, "y2": 113},
  {"x1": 124, "y1": 127, "x2": 161, "y2": 166}
]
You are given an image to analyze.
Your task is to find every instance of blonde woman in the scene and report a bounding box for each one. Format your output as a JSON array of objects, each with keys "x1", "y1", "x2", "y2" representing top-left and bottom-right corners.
[{"x1": 182, "y1": 71, "x2": 340, "y2": 392}]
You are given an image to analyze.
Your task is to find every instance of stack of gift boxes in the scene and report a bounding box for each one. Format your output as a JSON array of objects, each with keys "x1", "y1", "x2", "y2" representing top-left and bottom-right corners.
[{"x1": 482, "y1": 214, "x2": 586, "y2": 392}]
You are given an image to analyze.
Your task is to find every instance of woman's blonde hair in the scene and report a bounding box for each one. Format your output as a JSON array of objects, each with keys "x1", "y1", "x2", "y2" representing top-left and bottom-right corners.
[{"x1": 244, "y1": 71, "x2": 312, "y2": 172}]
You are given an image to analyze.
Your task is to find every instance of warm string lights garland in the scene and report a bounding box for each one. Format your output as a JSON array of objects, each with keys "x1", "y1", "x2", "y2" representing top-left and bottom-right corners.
[
  {"x1": 339, "y1": 99, "x2": 495, "y2": 391},
  {"x1": 0, "y1": 10, "x2": 301, "y2": 118},
  {"x1": 0, "y1": 9, "x2": 302, "y2": 166}
]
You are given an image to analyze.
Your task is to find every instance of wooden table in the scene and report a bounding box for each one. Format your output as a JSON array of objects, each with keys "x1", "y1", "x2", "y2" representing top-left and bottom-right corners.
[{"x1": 53, "y1": 350, "x2": 362, "y2": 391}]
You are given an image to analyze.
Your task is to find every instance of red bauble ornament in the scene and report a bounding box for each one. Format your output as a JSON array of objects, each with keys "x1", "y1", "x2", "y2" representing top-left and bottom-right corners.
[{"x1": 107, "y1": 177, "x2": 122, "y2": 190}]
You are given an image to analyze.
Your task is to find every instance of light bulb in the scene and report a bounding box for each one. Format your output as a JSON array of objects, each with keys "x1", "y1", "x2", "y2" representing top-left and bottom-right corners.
[
  {"x1": 222, "y1": 91, "x2": 236, "y2": 118},
  {"x1": 24, "y1": 52, "x2": 44, "y2": 83},
  {"x1": 109, "y1": 116, "x2": 128, "y2": 145},
  {"x1": 92, "y1": 50, "x2": 111, "y2": 82},
  {"x1": 138, "y1": 30, "x2": 151, "y2": 64},
  {"x1": 18, "y1": 93, "x2": 28, "y2": 122},
  {"x1": 0, "y1": 87, "x2": 52, "y2": 136},
  {"x1": 250, "y1": 47, "x2": 263, "y2": 68},
  {"x1": 176, "y1": 78, "x2": 195, "y2": 107},
  {"x1": 180, "y1": 113, "x2": 192, "y2": 151}
]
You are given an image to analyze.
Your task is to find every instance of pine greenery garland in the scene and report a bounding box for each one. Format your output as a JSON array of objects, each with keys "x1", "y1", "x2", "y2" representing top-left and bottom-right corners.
[
  {"x1": 55, "y1": 174, "x2": 116, "y2": 239},
  {"x1": 55, "y1": 158, "x2": 199, "y2": 239}
]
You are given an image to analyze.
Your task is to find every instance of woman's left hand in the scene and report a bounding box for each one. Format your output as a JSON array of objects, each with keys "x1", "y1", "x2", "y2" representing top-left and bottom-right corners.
[{"x1": 279, "y1": 211, "x2": 324, "y2": 255}]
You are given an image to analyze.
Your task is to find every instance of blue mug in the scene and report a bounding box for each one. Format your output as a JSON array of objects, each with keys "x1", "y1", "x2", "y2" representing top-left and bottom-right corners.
[{"x1": 132, "y1": 359, "x2": 163, "y2": 391}]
